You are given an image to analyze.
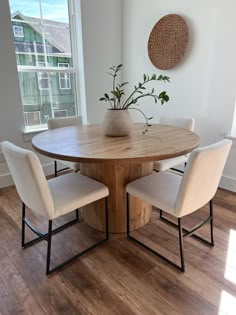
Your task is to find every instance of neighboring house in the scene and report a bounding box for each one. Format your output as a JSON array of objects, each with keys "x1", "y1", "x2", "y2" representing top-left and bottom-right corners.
[{"x1": 11, "y1": 11, "x2": 76, "y2": 126}]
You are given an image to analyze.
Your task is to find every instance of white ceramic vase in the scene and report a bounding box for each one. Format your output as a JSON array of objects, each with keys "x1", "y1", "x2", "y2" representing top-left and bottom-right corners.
[{"x1": 103, "y1": 109, "x2": 132, "y2": 137}]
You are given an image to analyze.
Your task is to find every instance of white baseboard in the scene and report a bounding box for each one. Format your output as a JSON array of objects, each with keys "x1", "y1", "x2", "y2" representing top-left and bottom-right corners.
[
  {"x1": 0, "y1": 162, "x2": 54, "y2": 188},
  {"x1": 219, "y1": 175, "x2": 236, "y2": 192}
]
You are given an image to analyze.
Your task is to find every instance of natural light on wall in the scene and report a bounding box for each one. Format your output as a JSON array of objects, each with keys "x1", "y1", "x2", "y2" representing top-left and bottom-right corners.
[
  {"x1": 219, "y1": 290, "x2": 236, "y2": 314},
  {"x1": 224, "y1": 229, "x2": 236, "y2": 285},
  {"x1": 230, "y1": 98, "x2": 236, "y2": 136}
]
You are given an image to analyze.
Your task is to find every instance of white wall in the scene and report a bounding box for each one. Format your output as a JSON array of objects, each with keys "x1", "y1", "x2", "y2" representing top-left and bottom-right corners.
[
  {"x1": 122, "y1": 0, "x2": 236, "y2": 190},
  {"x1": 0, "y1": 0, "x2": 43, "y2": 187},
  {"x1": 80, "y1": 0, "x2": 122, "y2": 123},
  {"x1": 0, "y1": 0, "x2": 122, "y2": 187}
]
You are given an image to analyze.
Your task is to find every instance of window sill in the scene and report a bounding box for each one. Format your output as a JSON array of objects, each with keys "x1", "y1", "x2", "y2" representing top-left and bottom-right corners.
[
  {"x1": 225, "y1": 135, "x2": 236, "y2": 148},
  {"x1": 225, "y1": 135, "x2": 236, "y2": 140},
  {"x1": 23, "y1": 125, "x2": 48, "y2": 142}
]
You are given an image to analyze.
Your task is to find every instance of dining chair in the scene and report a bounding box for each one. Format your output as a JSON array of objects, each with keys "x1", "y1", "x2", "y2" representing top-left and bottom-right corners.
[
  {"x1": 1, "y1": 141, "x2": 109, "y2": 275},
  {"x1": 47, "y1": 116, "x2": 82, "y2": 177},
  {"x1": 153, "y1": 117, "x2": 195, "y2": 173},
  {"x1": 126, "y1": 139, "x2": 232, "y2": 272}
]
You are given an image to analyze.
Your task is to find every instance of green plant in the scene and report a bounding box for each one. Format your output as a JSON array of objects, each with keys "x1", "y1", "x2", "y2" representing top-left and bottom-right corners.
[{"x1": 99, "y1": 64, "x2": 170, "y2": 133}]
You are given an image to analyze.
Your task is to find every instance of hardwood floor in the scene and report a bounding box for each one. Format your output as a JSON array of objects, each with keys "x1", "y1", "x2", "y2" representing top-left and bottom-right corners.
[{"x1": 0, "y1": 185, "x2": 236, "y2": 314}]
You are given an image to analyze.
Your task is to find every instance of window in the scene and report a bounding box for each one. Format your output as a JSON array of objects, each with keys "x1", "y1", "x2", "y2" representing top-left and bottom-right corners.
[
  {"x1": 58, "y1": 63, "x2": 71, "y2": 90},
  {"x1": 36, "y1": 62, "x2": 50, "y2": 90},
  {"x1": 9, "y1": 0, "x2": 80, "y2": 130},
  {"x1": 24, "y1": 111, "x2": 41, "y2": 126},
  {"x1": 54, "y1": 109, "x2": 67, "y2": 117},
  {"x1": 13, "y1": 25, "x2": 24, "y2": 38}
]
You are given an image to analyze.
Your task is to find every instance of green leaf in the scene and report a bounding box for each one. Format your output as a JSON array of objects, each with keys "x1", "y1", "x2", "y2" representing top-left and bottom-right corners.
[
  {"x1": 143, "y1": 74, "x2": 147, "y2": 81},
  {"x1": 151, "y1": 74, "x2": 156, "y2": 80},
  {"x1": 99, "y1": 97, "x2": 105, "y2": 101},
  {"x1": 158, "y1": 91, "x2": 170, "y2": 104},
  {"x1": 162, "y1": 75, "x2": 170, "y2": 82},
  {"x1": 104, "y1": 93, "x2": 109, "y2": 99}
]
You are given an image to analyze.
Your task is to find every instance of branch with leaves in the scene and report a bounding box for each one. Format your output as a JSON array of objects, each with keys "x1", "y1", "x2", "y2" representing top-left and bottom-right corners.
[{"x1": 99, "y1": 64, "x2": 170, "y2": 133}]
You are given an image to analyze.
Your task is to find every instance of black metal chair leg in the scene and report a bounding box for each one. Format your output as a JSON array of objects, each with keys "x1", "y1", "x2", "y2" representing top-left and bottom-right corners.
[
  {"x1": 76, "y1": 209, "x2": 80, "y2": 221},
  {"x1": 126, "y1": 193, "x2": 130, "y2": 237},
  {"x1": 126, "y1": 193, "x2": 184, "y2": 272},
  {"x1": 159, "y1": 202, "x2": 214, "y2": 247},
  {"x1": 178, "y1": 218, "x2": 185, "y2": 272},
  {"x1": 22, "y1": 198, "x2": 109, "y2": 275},
  {"x1": 105, "y1": 197, "x2": 109, "y2": 240},
  {"x1": 54, "y1": 161, "x2": 58, "y2": 177},
  {"x1": 160, "y1": 209, "x2": 163, "y2": 219},
  {"x1": 209, "y1": 199, "x2": 214, "y2": 246},
  {"x1": 46, "y1": 220, "x2": 53, "y2": 275},
  {"x1": 21, "y1": 203, "x2": 26, "y2": 248}
]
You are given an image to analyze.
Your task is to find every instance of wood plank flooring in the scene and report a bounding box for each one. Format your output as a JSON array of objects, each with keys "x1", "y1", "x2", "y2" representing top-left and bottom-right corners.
[{"x1": 0, "y1": 185, "x2": 236, "y2": 314}]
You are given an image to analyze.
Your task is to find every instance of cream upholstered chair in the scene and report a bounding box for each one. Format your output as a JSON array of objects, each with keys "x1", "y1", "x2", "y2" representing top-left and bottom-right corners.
[
  {"x1": 126, "y1": 139, "x2": 232, "y2": 272},
  {"x1": 47, "y1": 116, "x2": 82, "y2": 177},
  {"x1": 153, "y1": 117, "x2": 195, "y2": 173},
  {"x1": 1, "y1": 141, "x2": 109, "y2": 275}
]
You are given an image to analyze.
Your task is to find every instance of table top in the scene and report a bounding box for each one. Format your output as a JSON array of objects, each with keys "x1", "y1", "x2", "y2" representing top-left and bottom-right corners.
[{"x1": 32, "y1": 123, "x2": 200, "y2": 164}]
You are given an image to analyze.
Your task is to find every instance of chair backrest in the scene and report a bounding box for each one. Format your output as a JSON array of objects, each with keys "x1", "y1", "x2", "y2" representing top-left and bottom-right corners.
[
  {"x1": 1, "y1": 141, "x2": 54, "y2": 219},
  {"x1": 47, "y1": 116, "x2": 82, "y2": 130},
  {"x1": 160, "y1": 117, "x2": 195, "y2": 131},
  {"x1": 175, "y1": 139, "x2": 232, "y2": 217}
]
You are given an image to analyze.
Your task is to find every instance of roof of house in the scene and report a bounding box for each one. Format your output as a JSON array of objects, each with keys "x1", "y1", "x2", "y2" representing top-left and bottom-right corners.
[{"x1": 11, "y1": 11, "x2": 71, "y2": 55}]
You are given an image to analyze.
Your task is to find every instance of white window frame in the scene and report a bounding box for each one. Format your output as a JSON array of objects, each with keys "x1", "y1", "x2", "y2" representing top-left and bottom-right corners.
[
  {"x1": 13, "y1": 25, "x2": 24, "y2": 38},
  {"x1": 24, "y1": 111, "x2": 41, "y2": 126},
  {"x1": 13, "y1": 0, "x2": 83, "y2": 132},
  {"x1": 58, "y1": 63, "x2": 71, "y2": 90},
  {"x1": 36, "y1": 61, "x2": 50, "y2": 90}
]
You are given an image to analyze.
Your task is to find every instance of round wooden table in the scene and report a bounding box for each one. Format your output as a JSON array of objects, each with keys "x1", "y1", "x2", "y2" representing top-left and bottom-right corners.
[{"x1": 32, "y1": 123, "x2": 200, "y2": 233}]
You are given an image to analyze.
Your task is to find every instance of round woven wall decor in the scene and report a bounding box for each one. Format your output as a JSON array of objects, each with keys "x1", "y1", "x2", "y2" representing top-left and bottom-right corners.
[{"x1": 148, "y1": 14, "x2": 189, "y2": 70}]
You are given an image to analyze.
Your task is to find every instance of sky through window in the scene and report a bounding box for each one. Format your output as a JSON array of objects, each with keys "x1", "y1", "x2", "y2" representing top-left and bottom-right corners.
[{"x1": 9, "y1": 0, "x2": 69, "y2": 23}]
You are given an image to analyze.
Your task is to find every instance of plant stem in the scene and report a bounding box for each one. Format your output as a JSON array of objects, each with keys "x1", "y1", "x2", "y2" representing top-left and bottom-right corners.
[
  {"x1": 129, "y1": 107, "x2": 152, "y2": 134},
  {"x1": 112, "y1": 71, "x2": 116, "y2": 109},
  {"x1": 125, "y1": 93, "x2": 156, "y2": 108},
  {"x1": 122, "y1": 78, "x2": 153, "y2": 109}
]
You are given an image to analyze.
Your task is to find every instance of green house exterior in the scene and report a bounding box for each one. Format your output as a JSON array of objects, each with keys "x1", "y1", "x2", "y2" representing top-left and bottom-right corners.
[{"x1": 12, "y1": 12, "x2": 77, "y2": 126}]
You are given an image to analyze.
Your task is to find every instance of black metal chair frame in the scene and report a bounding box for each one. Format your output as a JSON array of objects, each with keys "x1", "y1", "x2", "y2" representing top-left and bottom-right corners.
[
  {"x1": 22, "y1": 197, "x2": 109, "y2": 275},
  {"x1": 54, "y1": 160, "x2": 70, "y2": 177},
  {"x1": 126, "y1": 193, "x2": 214, "y2": 272},
  {"x1": 154, "y1": 162, "x2": 187, "y2": 175}
]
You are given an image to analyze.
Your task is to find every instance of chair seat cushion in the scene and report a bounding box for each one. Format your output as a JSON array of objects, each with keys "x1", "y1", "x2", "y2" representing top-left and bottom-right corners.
[
  {"x1": 126, "y1": 172, "x2": 182, "y2": 216},
  {"x1": 153, "y1": 155, "x2": 188, "y2": 172},
  {"x1": 48, "y1": 173, "x2": 109, "y2": 219}
]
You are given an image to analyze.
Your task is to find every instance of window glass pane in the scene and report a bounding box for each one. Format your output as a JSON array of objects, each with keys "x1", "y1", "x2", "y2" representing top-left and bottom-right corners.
[
  {"x1": 24, "y1": 111, "x2": 41, "y2": 126},
  {"x1": 9, "y1": 0, "x2": 78, "y2": 129},
  {"x1": 18, "y1": 71, "x2": 77, "y2": 126},
  {"x1": 13, "y1": 25, "x2": 24, "y2": 37}
]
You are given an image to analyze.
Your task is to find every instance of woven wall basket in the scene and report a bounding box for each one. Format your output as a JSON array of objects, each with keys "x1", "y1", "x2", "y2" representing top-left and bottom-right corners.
[{"x1": 148, "y1": 14, "x2": 189, "y2": 70}]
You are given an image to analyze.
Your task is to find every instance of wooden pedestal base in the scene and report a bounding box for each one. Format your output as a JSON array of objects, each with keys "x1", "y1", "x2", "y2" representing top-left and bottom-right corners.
[{"x1": 80, "y1": 162, "x2": 153, "y2": 233}]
